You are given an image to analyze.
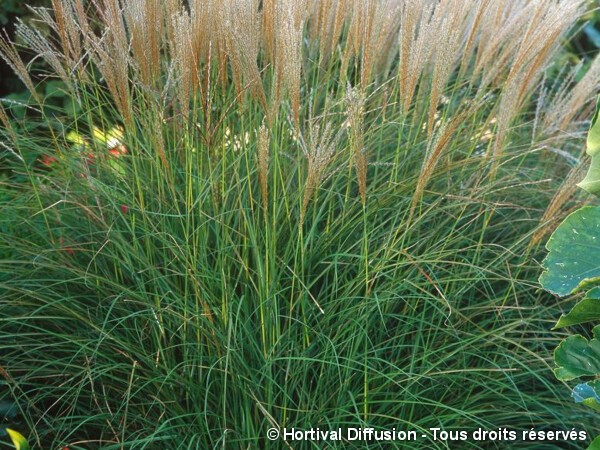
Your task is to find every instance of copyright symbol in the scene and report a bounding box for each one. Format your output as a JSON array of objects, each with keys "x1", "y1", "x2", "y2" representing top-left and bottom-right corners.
[{"x1": 267, "y1": 428, "x2": 279, "y2": 440}]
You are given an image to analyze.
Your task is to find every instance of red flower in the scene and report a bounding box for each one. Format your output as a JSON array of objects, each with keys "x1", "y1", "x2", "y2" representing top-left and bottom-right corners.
[
  {"x1": 59, "y1": 236, "x2": 75, "y2": 255},
  {"x1": 120, "y1": 204, "x2": 129, "y2": 214},
  {"x1": 40, "y1": 154, "x2": 57, "y2": 166},
  {"x1": 108, "y1": 144, "x2": 128, "y2": 157}
]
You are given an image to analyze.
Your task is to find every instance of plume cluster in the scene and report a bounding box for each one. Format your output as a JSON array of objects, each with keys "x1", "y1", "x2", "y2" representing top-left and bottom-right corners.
[{"x1": 0, "y1": 0, "x2": 597, "y2": 212}]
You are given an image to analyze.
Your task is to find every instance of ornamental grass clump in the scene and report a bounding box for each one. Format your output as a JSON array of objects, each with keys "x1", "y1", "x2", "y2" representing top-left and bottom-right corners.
[{"x1": 0, "y1": 0, "x2": 599, "y2": 448}]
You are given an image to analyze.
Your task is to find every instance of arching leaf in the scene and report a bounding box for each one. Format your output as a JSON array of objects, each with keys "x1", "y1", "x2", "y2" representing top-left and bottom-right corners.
[
  {"x1": 554, "y1": 287, "x2": 600, "y2": 329},
  {"x1": 5, "y1": 429, "x2": 29, "y2": 450}
]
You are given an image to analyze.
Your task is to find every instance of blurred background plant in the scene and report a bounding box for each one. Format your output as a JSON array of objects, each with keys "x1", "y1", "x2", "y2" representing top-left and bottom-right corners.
[{"x1": 0, "y1": 1, "x2": 600, "y2": 449}]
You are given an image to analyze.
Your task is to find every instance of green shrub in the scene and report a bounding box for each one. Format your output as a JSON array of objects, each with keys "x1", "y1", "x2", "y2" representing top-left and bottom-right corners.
[{"x1": 1, "y1": 1, "x2": 599, "y2": 449}]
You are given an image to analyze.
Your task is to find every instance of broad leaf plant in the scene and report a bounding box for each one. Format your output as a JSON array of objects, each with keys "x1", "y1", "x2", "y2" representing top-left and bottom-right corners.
[{"x1": 540, "y1": 96, "x2": 600, "y2": 450}]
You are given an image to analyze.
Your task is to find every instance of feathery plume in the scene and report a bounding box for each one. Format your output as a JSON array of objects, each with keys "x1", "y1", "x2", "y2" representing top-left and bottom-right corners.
[
  {"x1": 356, "y1": 0, "x2": 401, "y2": 90},
  {"x1": 411, "y1": 105, "x2": 474, "y2": 215},
  {"x1": 0, "y1": 31, "x2": 40, "y2": 103},
  {"x1": 543, "y1": 55, "x2": 600, "y2": 135},
  {"x1": 487, "y1": 0, "x2": 587, "y2": 175},
  {"x1": 15, "y1": 19, "x2": 72, "y2": 90},
  {"x1": 397, "y1": 0, "x2": 435, "y2": 114},
  {"x1": 220, "y1": 0, "x2": 267, "y2": 111},
  {"x1": 346, "y1": 84, "x2": 367, "y2": 205},
  {"x1": 262, "y1": 0, "x2": 276, "y2": 63},
  {"x1": 0, "y1": 103, "x2": 16, "y2": 143},
  {"x1": 86, "y1": 0, "x2": 132, "y2": 125},
  {"x1": 188, "y1": 0, "x2": 219, "y2": 67},
  {"x1": 45, "y1": 0, "x2": 84, "y2": 77},
  {"x1": 0, "y1": 103, "x2": 10, "y2": 131},
  {"x1": 258, "y1": 122, "x2": 270, "y2": 210},
  {"x1": 299, "y1": 117, "x2": 341, "y2": 225},
  {"x1": 309, "y1": 0, "x2": 349, "y2": 65},
  {"x1": 170, "y1": 10, "x2": 194, "y2": 122},
  {"x1": 427, "y1": 0, "x2": 470, "y2": 136},
  {"x1": 459, "y1": 0, "x2": 490, "y2": 74},
  {"x1": 275, "y1": 0, "x2": 306, "y2": 124},
  {"x1": 123, "y1": 0, "x2": 164, "y2": 86}
]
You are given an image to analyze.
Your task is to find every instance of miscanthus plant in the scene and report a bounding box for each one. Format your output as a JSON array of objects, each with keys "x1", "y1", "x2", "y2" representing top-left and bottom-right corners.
[{"x1": 0, "y1": 0, "x2": 599, "y2": 448}]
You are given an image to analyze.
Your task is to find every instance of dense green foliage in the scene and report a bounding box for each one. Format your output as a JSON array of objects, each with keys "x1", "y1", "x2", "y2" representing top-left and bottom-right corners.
[{"x1": 1, "y1": 1, "x2": 599, "y2": 449}]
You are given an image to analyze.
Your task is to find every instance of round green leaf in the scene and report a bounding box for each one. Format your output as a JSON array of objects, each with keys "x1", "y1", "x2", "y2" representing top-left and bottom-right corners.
[
  {"x1": 554, "y1": 325, "x2": 600, "y2": 381},
  {"x1": 572, "y1": 381, "x2": 600, "y2": 412},
  {"x1": 588, "y1": 435, "x2": 600, "y2": 450},
  {"x1": 539, "y1": 206, "x2": 600, "y2": 297}
]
